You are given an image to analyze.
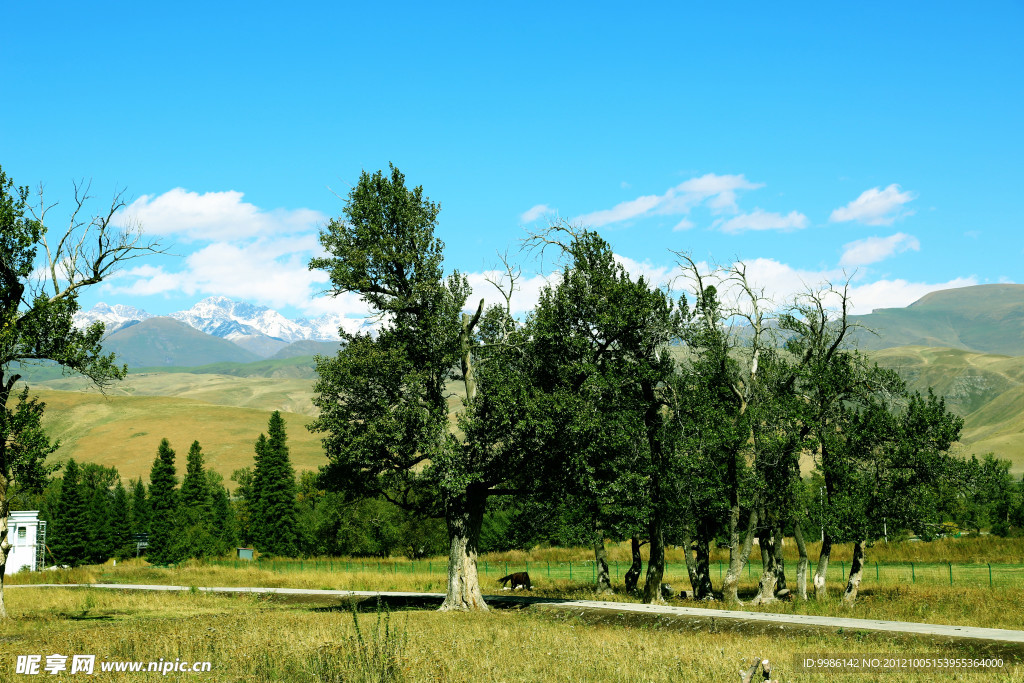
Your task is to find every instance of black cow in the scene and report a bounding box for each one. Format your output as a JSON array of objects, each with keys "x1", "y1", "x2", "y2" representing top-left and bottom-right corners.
[{"x1": 498, "y1": 571, "x2": 532, "y2": 590}]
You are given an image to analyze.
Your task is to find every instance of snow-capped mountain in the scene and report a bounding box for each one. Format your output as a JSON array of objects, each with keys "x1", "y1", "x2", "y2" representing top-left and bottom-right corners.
[
  {"x1": 72, "y1": 303, "x2": 153, "y2": 334},
  {"x1": 170, "y1": 296, "x2": 330, "y2": 342},
  {"x1": 74, "y1": 297, "x2": 373, "y2": 344}
]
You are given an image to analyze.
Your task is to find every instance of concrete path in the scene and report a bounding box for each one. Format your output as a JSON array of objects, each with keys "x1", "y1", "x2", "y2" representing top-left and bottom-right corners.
[{"x1": 13, "y1": 583, "x2": 1024, "y2": 645}]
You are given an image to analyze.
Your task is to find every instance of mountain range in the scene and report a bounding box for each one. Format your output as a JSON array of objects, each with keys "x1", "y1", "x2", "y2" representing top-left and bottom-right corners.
[{"x1": 72, "y1": 297, "x2": 367, "y2": 366}]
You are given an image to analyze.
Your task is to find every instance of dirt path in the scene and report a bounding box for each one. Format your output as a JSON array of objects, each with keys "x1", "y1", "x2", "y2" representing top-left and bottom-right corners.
[{"x1": 15, "y1": 583, "x2": 1024, "y2": 646}]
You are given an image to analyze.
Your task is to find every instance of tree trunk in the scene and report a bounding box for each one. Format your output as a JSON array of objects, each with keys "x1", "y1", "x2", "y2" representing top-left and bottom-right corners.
[
  {"x1": 642, "y1": 508, "x2": 665, "y2": 603},
  {"x1": 793, "y1": 516, "x2": 809, "y2": 601},
  {"x1": 439, "y1": 485, "x2": 488, "y2": 611},
  {"x1": 691, "y1": 535, "x2": 714, "y2": 600},
  {"x1": 772, "y1": 527, "x2": 787, "y2": 594},
  {"x1": 680, "y1": 528, "x2": 713, "y2": 600},
  {"x1": 624, "y1": 536, "x2": 643, "y2": 593},
  {"x1": 751, "y1": 519, "x2": 778, "y2": 605},
  {"x1": 813, "y1": 532, "x2": 832, "y2": 601},
  {"x1": 722, "y1": 507, "x2": 758, "y2": 604},
  {"x1": 842, "y1": 540, "x2": 866, "y2": 605},
  {"x1": 592, "y1": 515, "x2": 611, "y2": 593}
]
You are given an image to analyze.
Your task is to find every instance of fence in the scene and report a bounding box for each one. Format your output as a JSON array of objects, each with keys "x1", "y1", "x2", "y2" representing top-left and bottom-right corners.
[{"x1": 207, "y1": 558, "x2": 1024, "y2": 589}]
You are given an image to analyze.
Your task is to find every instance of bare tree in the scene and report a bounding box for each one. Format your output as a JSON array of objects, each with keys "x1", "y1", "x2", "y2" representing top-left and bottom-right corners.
[{"x1": 1, "y1": 168, "x2": 167, "y2": 618}]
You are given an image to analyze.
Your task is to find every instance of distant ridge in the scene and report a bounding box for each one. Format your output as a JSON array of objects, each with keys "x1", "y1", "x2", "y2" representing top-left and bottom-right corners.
[
  {"x1": 850, "y1": 284, "x2": 1024, "y2": 356},
  {"x1": 103, "y1": 317, "x2": 262, "y2": 367}
]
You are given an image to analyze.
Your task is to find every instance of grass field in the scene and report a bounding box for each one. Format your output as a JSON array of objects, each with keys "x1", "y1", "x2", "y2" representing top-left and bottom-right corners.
[{"x1": 3, "y1": 577, "x2": 1021, "y2": 681}]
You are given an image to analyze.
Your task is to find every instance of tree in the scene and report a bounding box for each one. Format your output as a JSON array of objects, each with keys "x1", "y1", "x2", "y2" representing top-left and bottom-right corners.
[
  {"x1": 110, "y1": 480, "x2": 134, "y2": 560},
  {"x1": 48, "y1": 458, "x2": 86, "y2": 567},
  {"x1": 175, "y1": 441, "x2": 216, "y2": 559},
  {"x1": 147, "y1": 439, "x2": 178, "y2": 564},
  {"x1": 525, "y1": 226, "x2": 681, "y2": 601},
  {"x1": 80, "y1": 463, "x2": 117, "y2": 564},
  {"x1": 0, "y1": 164, "x2": 164, "y2": 617},
  {"x1": 309, "y1": 165, "x2": 515, "y2": 611},
  {"x1": 253, "y1": 412, "x2": 298, "y2": 557},
  {"x1": 130, "y1": 478, "x2": 149, "y2": 537}
]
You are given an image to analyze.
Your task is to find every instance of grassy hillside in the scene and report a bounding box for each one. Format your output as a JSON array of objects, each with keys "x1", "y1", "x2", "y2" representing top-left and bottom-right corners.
[
  {"x1": 866, "y1": 346, "x2": 1024, "y2": 473},
  {"x1": 103, "y1": 317, "x2": 262, "y2": 367},
  {"x1": 27, "y1": 387, "x2": 325, "y2": 487},
  {"x1": 850, "y1": 284, "x2": 1024, "y2": 355}
]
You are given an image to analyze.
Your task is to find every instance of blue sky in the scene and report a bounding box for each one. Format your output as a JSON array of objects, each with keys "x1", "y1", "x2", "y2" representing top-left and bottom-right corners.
[{"x1": 3, "y1": 2, "x2": 1021, "y2": 321}]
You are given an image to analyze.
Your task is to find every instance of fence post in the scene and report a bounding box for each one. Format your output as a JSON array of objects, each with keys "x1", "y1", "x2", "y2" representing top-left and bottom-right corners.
[
  {"x1": 569, "y1": 562, "x2": 572, "y2": 580},
  {"x1": 547, "y1": 561, "x2": 550, "y2": 578},
  {"x1": 841, "y1": 561, "x2": 845, "y2": 578},
  {"x1": 948, "y1": 563, "x2": 952, "y2": 586},
  {"x1": 875, "y1": 562, "x2": 879, "y2": 581},
  {"x1": 911, "y1": 562, "x2": 915, "y2": 583},
  {"x1": 988, "y1": 563, "x2": 992, "y2": 588}
]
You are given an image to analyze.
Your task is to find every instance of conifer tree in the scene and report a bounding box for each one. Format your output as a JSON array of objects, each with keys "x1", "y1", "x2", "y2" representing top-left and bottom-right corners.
[
  {"x1": 81, "y1": 463, "x2": 117, "y2": 564},
  {"x1": 250, "y1": 434, "x2": 270, "y2": 549},
  {"x1": 50, "y1": 459, "x2": 87, "y2": 566},
  {"x1": 208, "y1": 471, "x2": 237, "y2": 554},
  {"x1": 256, "y1": 412, "x2": 298, "y2": 556},
  {"x1": 130, "y1": 478, "x2": 149, "y2": 536},
  {"x1": 175, "y1": 441, "x2": 216, "y2": 558},
  {"x1": 148, "y1": 439, "x2": 179, "y2": 564},
  {"x1": 110, "y1": 480, "x2": 134, "y2": 559}
]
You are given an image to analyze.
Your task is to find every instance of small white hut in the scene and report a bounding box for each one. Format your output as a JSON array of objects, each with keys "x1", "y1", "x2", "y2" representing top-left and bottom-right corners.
[{"x1": 5, "y1": 511, "x2": 45, "y2": 575}]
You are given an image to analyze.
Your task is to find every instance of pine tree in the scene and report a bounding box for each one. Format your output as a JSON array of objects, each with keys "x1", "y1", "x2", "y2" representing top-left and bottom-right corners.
[
  {"x1": 175, "y1": 441, "x2": 215, "y2": 559},
  {"x1": 208, "y1": 472, "x2": 237, "y2": 554},
  {"x1": 110, "y1": 480, "x2": 134, "y2": 559},
  {"x1": 49, "y1": 459, "x2": 87, "y2": 566},
  {"x1": 256, "y1": 412, "x2": 298, "y2": 556},
  {"x1": 130, "y1": 478, "x2": 149, "y2": 536},
  {"x1": 148, "y1": 439, "x2": 179, "y2": 564},
  {"x1": 81, "y1": 464, "x2": 117, "y2": 564}
]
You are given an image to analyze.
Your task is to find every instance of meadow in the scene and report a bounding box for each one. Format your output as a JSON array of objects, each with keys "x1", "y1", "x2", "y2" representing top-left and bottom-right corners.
[{"x1": 4, "y1": 537, "x2": 1023, "y2": 681}]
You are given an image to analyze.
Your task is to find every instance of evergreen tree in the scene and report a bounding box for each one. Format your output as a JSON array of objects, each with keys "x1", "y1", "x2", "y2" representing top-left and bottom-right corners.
[
  {"x1": 81, "y1": 463, "x2": 117, "y2": 564},
  {"x1": 130, "y1": 478, "x2": 149, "y2": 536},
  {"x1": 208, "y1": 472, "x2": 237, "y2": 554},
  {"x1": 256, "y1": 412, "x2": 298, "y2": 556},
  {"x1": 49, "y1": 459, "x2": 87, "y2": 566},
  {"x1": 110, "y1": 480, "x2": 134, "y2": 559},
  {"x1": 174, "y1": 441, "x2": 216, "y2": 559},
  {"x1": 230, "y1": 467, "x2": 255, "y2": 546},
  {"x1": 148, "y1": 439, "x2": 179, "y2": 564}
]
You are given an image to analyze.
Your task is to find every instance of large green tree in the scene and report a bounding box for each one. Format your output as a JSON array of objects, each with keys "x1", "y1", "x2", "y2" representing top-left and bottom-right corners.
[
  {"x1": 309, "y1": 165, "x2": 519, "y2": 610},
  {"x1": 0, "y1": 164, "x2": 163, "y2": 616},
  {"x1": 525, "y1": 227, "x2": 682, "y2": 601}
]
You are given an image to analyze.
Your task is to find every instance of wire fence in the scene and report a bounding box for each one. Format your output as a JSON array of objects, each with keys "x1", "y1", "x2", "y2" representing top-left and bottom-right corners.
[{"x1": 207, "y1": 557, "x2": 1024, "y2": 590}]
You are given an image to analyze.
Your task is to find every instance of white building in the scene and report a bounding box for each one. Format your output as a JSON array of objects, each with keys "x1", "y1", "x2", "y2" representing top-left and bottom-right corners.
[{"x1": 5, "y1": 511, "x2": 45, "y2": 575}]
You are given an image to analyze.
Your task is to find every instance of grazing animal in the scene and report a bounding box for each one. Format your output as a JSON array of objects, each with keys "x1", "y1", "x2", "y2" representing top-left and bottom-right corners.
[{"x1": 498, "y1": 571, "x2": 532, "y2": 590}]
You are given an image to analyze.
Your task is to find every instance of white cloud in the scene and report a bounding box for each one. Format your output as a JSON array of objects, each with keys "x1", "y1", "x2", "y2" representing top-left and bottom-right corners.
[
  {"x1": 118, "y1": 188, "x2": 325, "y2": 241},
  {"x1": 574, "y1": 173, "x2": 763, "y2": 228},
  {"x1": 839, "y1": 233, "x2": 920, "y2": 267},
  {"x1": 575, "y1": 193, "x2": 663, "y2": 227},
  {"x1": 716, "y1": 209, "x2": 809, "y2": 234},
  {"x1": 520, "y1": 203, "x2": 555, "y2": 223},
  {"x1": 830, "y1": 184, "x2": 917, "y2": 226},
  {"x1": 843, "y1": 277, "x2": 976, "y2": 314},
  {"x1": 672, "y1": 218, "x2": 695, "y2": 231}
]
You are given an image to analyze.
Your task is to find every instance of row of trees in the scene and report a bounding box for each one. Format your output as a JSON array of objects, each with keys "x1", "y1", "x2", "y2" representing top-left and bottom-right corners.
[{"x1": 304, "y1": 166, "x2": 1023, "y2": 611}]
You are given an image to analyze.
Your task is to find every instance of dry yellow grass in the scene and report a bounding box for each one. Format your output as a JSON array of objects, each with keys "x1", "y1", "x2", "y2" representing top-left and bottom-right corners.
[{"x1": 1, "y1": 586, "x2": 1020, "y2": 682}]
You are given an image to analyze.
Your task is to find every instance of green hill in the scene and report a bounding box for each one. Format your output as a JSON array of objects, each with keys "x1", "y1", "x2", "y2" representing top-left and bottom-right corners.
[
  {"x1": 103, "y1": 317, "x2": 262, "y2": 367},
  {"x1": 869, "y1": 346, "x2": 1024, "y2": 473},
  {"x1": 850, "y1": 284, "x2": 1024, "y2": 356},
  {"x1": 26, "y1": 388, "x2": 324, "y2": 488}
]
